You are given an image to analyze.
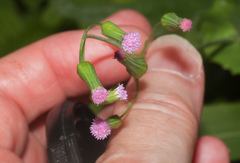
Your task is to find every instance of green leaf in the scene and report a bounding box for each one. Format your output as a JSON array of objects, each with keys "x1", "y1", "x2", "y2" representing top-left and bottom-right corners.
[
  {"x1": 21, "y1": 0, "x2": 46, "y2": 11},
  {"x1": 50, "y1": 0, "x2": 213, "y2": 28},
  {"x1": 200, "y1": 0, "x2": 238, "y2": 57},
  {"x1": 0, "y1": 0, "x2": 214, "y2": 56},
  {"x1": 196, "y1": 0, "x2": 240, "y2": 76},
  {"x1": 50, "y1": 0, "x2": 124, "y2": 28},
  {"x1": 199, "y1": 102, "x2": 240, "y2": 161},
  {"x1": 0, "y1": 1, "x2": 25, "y2": 56},
  {"x1": 212, "y1": 41, "x2": 240, "y2": 75},
  {"x1": 230, "y1": 0, "x2": 240, "y2": 35},
  {"x1": 40, "y1": 5, "x2": 64, "y2": 28}
]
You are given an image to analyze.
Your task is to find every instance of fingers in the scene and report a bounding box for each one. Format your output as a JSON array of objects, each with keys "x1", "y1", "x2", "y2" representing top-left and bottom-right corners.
[
  {"x1": 0, "y1": 9, "x2": 151, "y2": 159},
  {"x1": 20, "y1": 134, "x2": 48, "y2": 163},
  {"x1": 0, "y1": 95, "x2": 28, "y2": 155},
  {"x1": 0, "y1": 148, "x2": 23, "y2": 163},
  {"x1": 0, "y1": 9, "x2": 151, "y2": 123},
  {"x1": 193, "y1": 136, "x2": 230, "y2": 163},
  {"x1": 101, "y1": 9, "x2": 152, "y2": 34},
  {"x1": 145, "y1": 34, "x2": 204, "y2": 120},
  {"x1": 97, "y1": 35, "x2": 205, "y2": 162}
]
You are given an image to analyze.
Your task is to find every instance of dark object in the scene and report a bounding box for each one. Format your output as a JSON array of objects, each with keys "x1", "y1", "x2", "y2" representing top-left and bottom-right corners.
[{"x1": 46, "y1": 101, "x2": 108, "y2": 163}]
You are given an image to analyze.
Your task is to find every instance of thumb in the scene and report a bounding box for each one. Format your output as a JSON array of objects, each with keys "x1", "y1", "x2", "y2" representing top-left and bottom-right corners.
[{"x1": 97, "y1": 35, "x2": 204, "y2": 162}]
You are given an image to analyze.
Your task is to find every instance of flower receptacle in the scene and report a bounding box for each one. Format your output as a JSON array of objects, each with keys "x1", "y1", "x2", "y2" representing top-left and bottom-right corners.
[
  {"x1": 119, "y1": 55, "x2": 148, "y2": 79},
  {"x1": 77, "y1": 61, "x2": 102, "y2": 90},
  {"x1": 106, "y1": 115, "x2": 122, "y2": 129},
  {"x1": 161, "y1": 13, "x2": 183, "y2": 31},
  {"x1": 102, "y1": 21, "x2": 127, "y2": 42}
]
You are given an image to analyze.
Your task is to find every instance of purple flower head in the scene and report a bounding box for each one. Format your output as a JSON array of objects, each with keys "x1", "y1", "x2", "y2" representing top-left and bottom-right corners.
[
  {"x1": 115, "y1": 84, "x2": 128, "y2": 100},
  {"x1": 122, "y1": 32, "x2": 141, "y2": 54},
  {"x1": 179, "y1": 18, "x2": 192, "y2": 32},
  {"x1": 92, "y1": 87, "x2": 109, "y2": 105},
  {"x1": 90, "y1": 117, "x2": 111, "y2": 140}
]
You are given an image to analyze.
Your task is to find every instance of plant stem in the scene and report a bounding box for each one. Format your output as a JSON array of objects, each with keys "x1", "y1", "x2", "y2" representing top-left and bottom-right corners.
[
  {"x1": 140, "y1": 21, "x2": 162, "y2": 57},
  {"x1": 208, "y1": 43, "x2": 232, "y2": 59},
  {"x1": 197, "y1": 38, "x2": 234, "y2": 51},
  {"x1": 79, "y1": 23, "x2": 102, "y2": 63},
  {"x1": 120, "y1": 78, "x2": 139, "y2": 118},
  {"x1": 86, "y1": 35, "x2": 122, "y2": 49}
]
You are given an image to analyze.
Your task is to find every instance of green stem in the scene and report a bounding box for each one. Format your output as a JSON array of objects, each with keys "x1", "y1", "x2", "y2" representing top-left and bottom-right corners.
[
  {"x1": 208, "y1": 43, "x2": 231, "y2": 59},
  {"x1": 79, "y1": 23, "x2": 102, "y2": 63},
  {"x1": 86, "y1": 34, "x2": 122, "y2": 49},
  {"x1": 140, "y1": 21, "x2": 162, "y2": 57},
  {"x1": 120, "y1": 78, "x2": 139, "y2": 118},
  {"x1": 197, "y1": 38, "x2": 234, "y2": 51}
]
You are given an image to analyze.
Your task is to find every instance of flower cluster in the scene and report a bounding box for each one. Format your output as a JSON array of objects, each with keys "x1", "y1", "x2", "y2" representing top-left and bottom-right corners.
[
  {"x1": 90, "y1": 115, "x2": 122, "y2": 140},
  {"x1": 122, "y1": 32, "x2": 141, "y2": 54},
  {"x1": 115, "y1": 84, "x2": 128, "y2": 100},
  {"x1": 179, "y1": 18, "x2": 192, "y2": 32},
  {"x1": 77, "y1": 12, "x2": 192, "y2": 140},
  {"x1": 91, "y1": 87, "x2": 109, "y2": 105},
  {"x1": 90, "y1": 117, "x2": 111, "y2": 140}
]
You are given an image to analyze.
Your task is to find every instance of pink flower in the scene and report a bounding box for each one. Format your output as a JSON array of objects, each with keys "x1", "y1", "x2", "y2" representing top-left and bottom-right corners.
[
  {"x1": 90, "y1": 117, "x2": 111, "y2": 140},
  {"x1": 122, "y1": 32, "x2": 141, "y2": 53},
  {"x1": 92, "y1": 87, "x2": 109, "y2": 105},
  {"x1": 115, "y1": 84, "x2": 128, "y2": 100},
  {"x1": 179, "y1": 18, "x2": 192, "y2": 32}
]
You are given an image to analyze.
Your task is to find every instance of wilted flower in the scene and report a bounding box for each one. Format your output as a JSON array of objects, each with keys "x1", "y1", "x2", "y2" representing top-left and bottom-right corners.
[
  {"x1": 102, "y1": 84, "x2": 128, "y2": 104},
  {"x1": 115, "y1": 84, "x2": 128, "y2": 100}
]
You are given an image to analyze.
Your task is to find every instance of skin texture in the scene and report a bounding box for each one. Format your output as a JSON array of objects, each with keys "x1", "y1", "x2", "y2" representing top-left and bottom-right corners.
[{"x1": 0, "y1": 10, "x2": 229, "y2": 163}]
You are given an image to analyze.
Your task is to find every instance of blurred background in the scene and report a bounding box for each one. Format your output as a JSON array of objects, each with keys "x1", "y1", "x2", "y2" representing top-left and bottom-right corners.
[{"x1": 0, "y1": 0, "x2": 240, "y2": 162}]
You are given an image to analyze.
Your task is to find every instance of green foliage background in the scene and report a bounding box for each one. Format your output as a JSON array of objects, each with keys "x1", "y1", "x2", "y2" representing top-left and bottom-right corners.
[{"x1": 0, "y1": 0, "x2": 240, "y2": 162}]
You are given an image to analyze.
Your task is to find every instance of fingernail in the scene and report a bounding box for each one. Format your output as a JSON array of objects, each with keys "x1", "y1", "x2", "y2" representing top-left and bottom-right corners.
[{"x1": 146, "y1": 35, "x2": 203, "y2": 80}]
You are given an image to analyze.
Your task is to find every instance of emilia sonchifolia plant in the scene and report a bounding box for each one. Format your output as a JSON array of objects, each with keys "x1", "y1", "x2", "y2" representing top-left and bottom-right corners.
[{"x1": 77, "y1": 13, "x2": 192, "y2": 140}]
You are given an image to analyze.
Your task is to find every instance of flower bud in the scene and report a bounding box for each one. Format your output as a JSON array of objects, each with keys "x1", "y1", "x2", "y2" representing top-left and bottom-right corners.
[
  {"x1": 106, "y1": 115, "x2": 122, "y2": 129},
  {"x1": 114, "y1": 49, "x2": 126, "y2": 61},
  {"x1": 119, "y1": 54, "x2": 148, "y2": 79},
  {"x1": 161, "y1": 13, "x2": 183, "y2": 31},
  {"x1": 102, "y1": 21, "x2": 127, "y2": 42},
  {"x1": 77, "y1": 61, "x2": 102, "y2": 90}
]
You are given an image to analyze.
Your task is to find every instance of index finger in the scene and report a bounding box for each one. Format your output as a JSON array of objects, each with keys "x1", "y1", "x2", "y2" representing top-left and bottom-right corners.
[{"x1": 0, "y1": 10, "x2": 151, "y2": 123}]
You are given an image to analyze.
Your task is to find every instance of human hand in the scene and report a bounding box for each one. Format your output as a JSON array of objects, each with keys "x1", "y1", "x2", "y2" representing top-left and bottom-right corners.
[{"x1": 0, "y1": 10, "x2": 229, "y2": 163}]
